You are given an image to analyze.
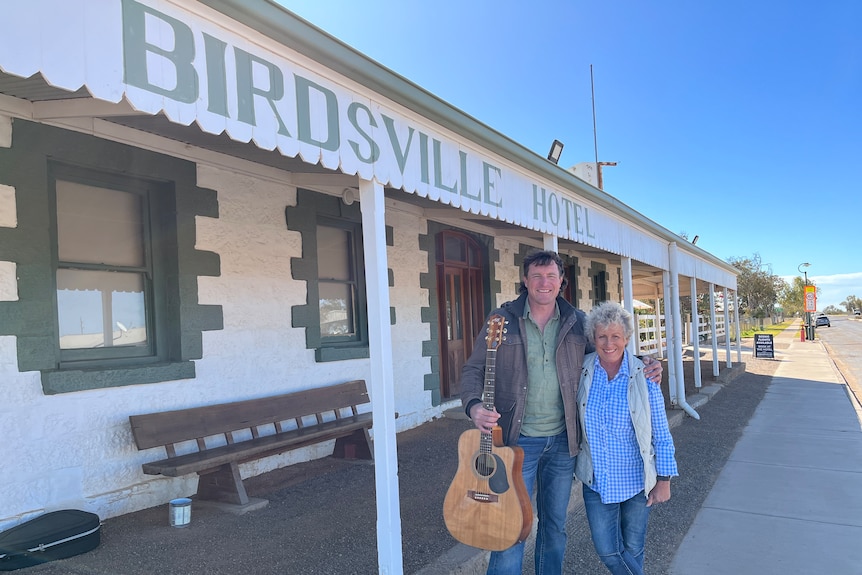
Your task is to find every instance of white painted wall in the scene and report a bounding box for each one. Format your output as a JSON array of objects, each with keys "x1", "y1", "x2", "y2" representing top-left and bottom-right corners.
[
  {"x1": 0, "y1": 184, "x2": 14, "y2": 228},
  {"x1": 0, "y1": 163, "x2": 448, "y2": 530},
  {"x1": 383, "y1": 207, "x2": 434, "y2": 428},
  {"x1": 494, "y1": 238, "x2": 522, "y2": 307}
]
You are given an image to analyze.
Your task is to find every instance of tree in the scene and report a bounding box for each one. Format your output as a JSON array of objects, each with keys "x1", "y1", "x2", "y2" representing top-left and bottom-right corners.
[
  {"x1": 840, "y1": 295, "x2": 862, "y2": 313},
  {"x1": 778, "y1": 276, "x2": 820, "y2": 316},
  {"x1": 727, "y1": 254, "x2": 780, "y2": 318}
]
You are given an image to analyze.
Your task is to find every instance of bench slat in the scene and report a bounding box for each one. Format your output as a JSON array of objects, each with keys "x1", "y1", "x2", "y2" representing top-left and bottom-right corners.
[
  {"x1": 129, "y1": 380, "x2": 369, "y2": 450},
  {"x1": 129, "y1": 380, "x2": 373, "y2": 506},
  {"x1": 142, "y1": 412, "x2": 372, "y2": 476}
]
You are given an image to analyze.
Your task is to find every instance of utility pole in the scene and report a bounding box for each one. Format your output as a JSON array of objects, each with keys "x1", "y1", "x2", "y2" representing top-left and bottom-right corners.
[
  {"x1": 590, "y1": 66, "x2": 617, "y2": 191},
  {"x1": 798, "y1": 262, "x2": 811, "y2": 340}
]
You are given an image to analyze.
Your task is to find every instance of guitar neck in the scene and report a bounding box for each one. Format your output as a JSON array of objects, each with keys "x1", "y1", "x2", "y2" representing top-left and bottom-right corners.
[
  {"x1": 482, "y1": 348, "x2": 496, "y2": 411},
  {"x1": 479, "y1": 348, "x2": 497, "y2": 451}
]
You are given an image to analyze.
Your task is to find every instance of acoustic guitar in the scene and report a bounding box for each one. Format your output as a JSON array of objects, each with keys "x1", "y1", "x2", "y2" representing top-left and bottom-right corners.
[{"x1": 443, "y1": 314, "x2": 532, "y2": 551}]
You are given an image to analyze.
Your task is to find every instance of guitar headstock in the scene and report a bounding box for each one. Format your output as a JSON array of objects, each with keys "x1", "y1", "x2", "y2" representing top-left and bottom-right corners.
[{"x1": 485, "y1": 314, "x2": 507, "y2": 350}]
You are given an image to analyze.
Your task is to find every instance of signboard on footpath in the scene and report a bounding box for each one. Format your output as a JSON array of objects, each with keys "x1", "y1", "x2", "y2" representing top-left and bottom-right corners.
[
  {"x1": 804, "y1": 285, "x2": 817, "y2": 313},
  {"x1": 754, "y1": 333, "x2": 775, "y2": 359}
]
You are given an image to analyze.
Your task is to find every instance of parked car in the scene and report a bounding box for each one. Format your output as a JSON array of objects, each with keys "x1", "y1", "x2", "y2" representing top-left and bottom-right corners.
[
  {"x1": 854, "y1": 309, "x2": 861, "y2": 316},
  {"x1": 815, "y1": 315, "x2": 831, "y2": 327}
]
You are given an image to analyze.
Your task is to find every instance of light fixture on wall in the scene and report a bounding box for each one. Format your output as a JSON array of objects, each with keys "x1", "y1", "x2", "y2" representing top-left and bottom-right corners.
[
  {"x1": 547, "y1": 140, "x2": 564, "y2": 164},
  {"x1": 341, "y1": 188, "x2": 356, "y2": 206}
]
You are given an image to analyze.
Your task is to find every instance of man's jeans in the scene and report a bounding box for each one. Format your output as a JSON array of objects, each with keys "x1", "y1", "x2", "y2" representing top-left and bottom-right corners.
[
  {"x1": 486, "y1": 432, "x2": 574, "y2": 575},
  {"x1": 582, "y1": 485, "x2": 651, "y2": 575}
]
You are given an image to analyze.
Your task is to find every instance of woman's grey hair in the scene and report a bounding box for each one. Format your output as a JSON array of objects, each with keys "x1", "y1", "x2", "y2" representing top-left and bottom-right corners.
[{"x1": 585, "y1": 301, "x2": 634, "y2": 345}]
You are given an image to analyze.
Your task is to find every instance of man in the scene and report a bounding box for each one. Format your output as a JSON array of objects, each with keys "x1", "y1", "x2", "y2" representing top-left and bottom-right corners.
[{"x1": 461, "y1": 250, "x2": 662, "y2": 575}]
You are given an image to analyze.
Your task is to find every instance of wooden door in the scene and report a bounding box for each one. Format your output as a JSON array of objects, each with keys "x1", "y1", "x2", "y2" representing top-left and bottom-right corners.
[{"x1": 437, "y1": 232, "x2": 485, "y2": 400}]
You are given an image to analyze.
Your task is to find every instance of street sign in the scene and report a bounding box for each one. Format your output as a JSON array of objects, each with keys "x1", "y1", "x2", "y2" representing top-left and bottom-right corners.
[
  {"x1": 754, "y1": 333, "x2": 774, "y2": 359},
  {"x1": 804, "y1": 285, "x2": 817, "y2": 313}
]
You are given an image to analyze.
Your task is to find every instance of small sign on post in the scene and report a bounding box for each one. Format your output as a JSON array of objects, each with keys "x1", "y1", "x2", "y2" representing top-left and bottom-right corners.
[
  {"x1": 804, "y1": 285, "x2": 817, "y2": 313},
  {"x1": 754, "y1": 333, "x2": 775, "y2": 359}
]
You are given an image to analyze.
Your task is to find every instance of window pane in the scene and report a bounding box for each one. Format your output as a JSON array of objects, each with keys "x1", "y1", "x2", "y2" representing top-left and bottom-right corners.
[
  {"x1": 319, "y1": 281, "x2": 354, "y2": 337},
  {"x1": 317, "y1": 226, "x2": 350, "y2": 280},
  {"x1": 452, "y1": 274, "x2": 463, "y2": 339},
  {"x1": 56, "y1": 180, "x2": 144, "y2": 267},
  {"x1": 468, "y1": 244, "x2": 479, "y2": 267},
  {"x1": 57, "y1": 269, "x2": 148, "y2": 349},
  {"x1": 444, "y1": 235, "x2": 465, "y2": 263}
]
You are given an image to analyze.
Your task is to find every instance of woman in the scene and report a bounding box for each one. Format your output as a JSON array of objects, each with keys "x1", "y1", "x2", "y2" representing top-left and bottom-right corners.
[{"x1": 575, "y1": 301, "x2": 678, "y2": 575}]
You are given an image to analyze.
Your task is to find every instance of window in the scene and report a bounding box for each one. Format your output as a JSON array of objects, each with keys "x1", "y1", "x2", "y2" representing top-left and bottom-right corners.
[
  {"x1": 592, "y1": 269, "x2": 608, "y2": 307},
  {"x1": 317, "y1": 221, "x2": 363, "y2": 341},
  {"x1": 1, "y1": 121, "x2": 220, "y2": 394},
  {"x1": 286, "y1": 189, "x2": 369, "y2": 362},
  {"x1": 562, "y1": 258, "x2": 579, "y2": 306},
  {"x1": 50, "y1": 164, "x2": 172, "y2": 368}
]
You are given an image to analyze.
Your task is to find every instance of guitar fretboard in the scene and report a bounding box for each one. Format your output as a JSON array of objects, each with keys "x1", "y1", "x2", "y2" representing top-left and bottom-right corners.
[{"x1": 480, "y1": 348, "x2": 496, "y2": 454}]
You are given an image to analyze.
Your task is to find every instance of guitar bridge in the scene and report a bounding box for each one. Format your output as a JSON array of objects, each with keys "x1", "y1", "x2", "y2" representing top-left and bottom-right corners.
[{"x1": 467, "y1": 490, "x2": 499, "y2": 503}]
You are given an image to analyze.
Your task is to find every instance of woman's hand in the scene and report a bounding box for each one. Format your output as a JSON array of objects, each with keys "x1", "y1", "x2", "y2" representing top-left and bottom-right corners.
[{"x1": 647, "y1": 479, "x2": 671, "y2": 507}]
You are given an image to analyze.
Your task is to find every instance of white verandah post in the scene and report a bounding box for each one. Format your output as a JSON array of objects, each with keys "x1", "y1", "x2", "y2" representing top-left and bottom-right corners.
[
  {"x1": 654, "y1": 282, "x2": 664, "y2": 360},
  {"x1": 664, "y1": 270, "x2": 678, "y2": 406},
  {"x1": 723, "y1": 287, "x2": 732, "y2": 368},
  {"x1": 668, "y1": 243, "x2": 699, "y2": 419},
  {"x1": 709, "y1": 283, "x2": 720, "y2": 378},
  {"x1": 733, "y1": 290, "x2": 743, "y2": 363},
  {"x1": 622, "y1": 257, "x2": 636, "y2": 357},
  {"x1": 359, "y1": 177, "x2": 403, "y2": 575},
  {"x1": 690, "y1": 275, "x2": 702, "y2": 388}
]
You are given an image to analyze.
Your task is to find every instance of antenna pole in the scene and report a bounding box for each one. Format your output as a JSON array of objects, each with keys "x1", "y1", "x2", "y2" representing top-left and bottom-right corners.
[{"x1": 591, "y1": 64, "x2": 599, "y2": 166}]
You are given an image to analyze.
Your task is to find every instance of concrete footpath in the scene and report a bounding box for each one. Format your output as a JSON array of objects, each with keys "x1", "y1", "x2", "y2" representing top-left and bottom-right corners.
[{"x1": 670, "y1": 330, "x2": 862, "y2": 574}]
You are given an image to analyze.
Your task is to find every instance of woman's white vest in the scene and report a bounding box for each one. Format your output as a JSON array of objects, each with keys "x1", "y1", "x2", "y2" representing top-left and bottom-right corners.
[{"x1": 574, "y1": 351, "x2": 659, "y2": 498}]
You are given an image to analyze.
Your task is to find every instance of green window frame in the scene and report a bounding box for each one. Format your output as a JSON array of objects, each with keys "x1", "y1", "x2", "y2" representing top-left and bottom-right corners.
[
  {"x1": 592, "y1": 268, "x2": 608, "y2": 307},
  {"x1": 317, "y1": 218, "x2": 367, "y2": 345},
  {"x1": 49, "y1": 163, "x2": 175, "y2": 369},
  {"x1": 286, "y1": 189, "x2": 370, "y2": 362},
  {"x1": 0, "y1": 120, "x2": 223, "y2": 394}
]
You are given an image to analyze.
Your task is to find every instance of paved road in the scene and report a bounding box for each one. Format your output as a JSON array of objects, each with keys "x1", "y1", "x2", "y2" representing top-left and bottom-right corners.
[{"x1": 817, "y1": 315, "x2": 862, "y2": 412}]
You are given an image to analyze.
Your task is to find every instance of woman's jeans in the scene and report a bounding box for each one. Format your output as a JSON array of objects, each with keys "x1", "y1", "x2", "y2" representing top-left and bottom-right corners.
[
  {"x1": 486, "y1": 432, "x2": 575, "y2": 575},
  {"x1": 582, "y1": 485, "x2": 651, "y2": 575}
]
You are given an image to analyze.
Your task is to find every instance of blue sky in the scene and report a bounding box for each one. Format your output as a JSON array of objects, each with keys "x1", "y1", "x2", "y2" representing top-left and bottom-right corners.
[{"x1": 276, "y1": 0, "x2": 861, "y2": 310}]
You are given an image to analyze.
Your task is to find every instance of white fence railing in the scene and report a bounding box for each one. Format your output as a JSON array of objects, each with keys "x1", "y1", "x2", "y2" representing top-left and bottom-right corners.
[
  {"x1": 636, "y1": 314, "x2": 666, "y2": 357},
  {"x1": 636, "y1": 313, "x2": 727, "y2": 356}
]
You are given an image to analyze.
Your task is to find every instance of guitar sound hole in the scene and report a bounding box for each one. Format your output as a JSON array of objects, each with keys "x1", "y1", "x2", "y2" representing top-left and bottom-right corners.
[{"x1": 473, "y1": 453, "x2": 497, "y2": 478}]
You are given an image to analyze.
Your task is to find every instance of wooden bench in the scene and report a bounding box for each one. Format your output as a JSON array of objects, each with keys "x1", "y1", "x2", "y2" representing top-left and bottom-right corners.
[{"x1": 128, "y1": 379, "x2": 373, "y2": 506}]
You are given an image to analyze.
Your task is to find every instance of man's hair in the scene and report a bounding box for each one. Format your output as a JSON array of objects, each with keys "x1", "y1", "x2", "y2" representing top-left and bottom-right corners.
[
  {"x1": 519, "y1": 250, "x2": 568, "y2": 294},
  {"x1": 584, "y1": 301, "x2": 634, "y2": 345}
]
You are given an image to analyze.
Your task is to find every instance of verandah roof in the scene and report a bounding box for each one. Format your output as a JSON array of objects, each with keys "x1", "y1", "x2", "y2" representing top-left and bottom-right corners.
[{"x1": 0, "y1": 0, "x2": 737, "y2": 291}]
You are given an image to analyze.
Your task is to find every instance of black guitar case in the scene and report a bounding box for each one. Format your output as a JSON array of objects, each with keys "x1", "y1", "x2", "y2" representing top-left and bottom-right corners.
[{"x1": 0, "y1": 510, "x2": 101, "y2": 571}]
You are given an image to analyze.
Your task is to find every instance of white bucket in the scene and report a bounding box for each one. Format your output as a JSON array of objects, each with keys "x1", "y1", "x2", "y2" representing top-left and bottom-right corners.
[{"x1": 169, "y1": 498, "x2": 192, "y2": 528}]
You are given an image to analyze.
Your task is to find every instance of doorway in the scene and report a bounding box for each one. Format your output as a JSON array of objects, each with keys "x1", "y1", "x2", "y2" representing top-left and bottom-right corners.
[{"x1": 436, "y1": 231, "x2": 485, "y2": 400}]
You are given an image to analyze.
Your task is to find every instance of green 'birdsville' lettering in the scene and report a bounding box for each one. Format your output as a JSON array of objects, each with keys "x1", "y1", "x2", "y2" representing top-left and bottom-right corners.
[{"x1": 120, "y1": 0, "x2": 593, "y2": 230}]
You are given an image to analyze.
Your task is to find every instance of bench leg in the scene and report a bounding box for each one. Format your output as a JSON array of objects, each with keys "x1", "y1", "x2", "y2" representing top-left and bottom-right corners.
[
  {"x1": 197, "y1": 462, "x2": 250, "y2": 505},
  {"x1": 333, "y1": 428, "x2": 374, "y2": 460}
]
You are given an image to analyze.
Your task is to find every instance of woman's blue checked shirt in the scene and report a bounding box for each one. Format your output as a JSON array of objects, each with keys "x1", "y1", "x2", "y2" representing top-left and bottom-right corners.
[{"x1": 584, "y1": 351, "x2": 678, "y2": 504}]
